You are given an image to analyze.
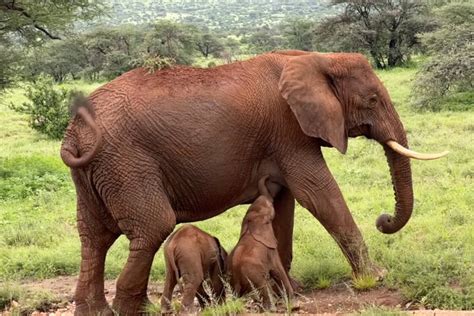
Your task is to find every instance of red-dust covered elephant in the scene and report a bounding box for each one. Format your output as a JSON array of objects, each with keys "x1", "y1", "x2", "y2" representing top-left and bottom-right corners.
[{"x1": 60, "y1": 50, "x2": 447, "y2": 315}]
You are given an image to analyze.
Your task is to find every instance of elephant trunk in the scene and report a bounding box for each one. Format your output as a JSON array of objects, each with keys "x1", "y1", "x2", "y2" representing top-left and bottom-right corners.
[{"x1": 376, "y1": 132, "x2": 414, "y2": 234}]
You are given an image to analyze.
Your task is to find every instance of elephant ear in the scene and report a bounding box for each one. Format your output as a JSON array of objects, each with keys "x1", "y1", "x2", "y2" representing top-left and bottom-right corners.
[
  {"x1": 247, "y1": 218, "x2": 277, "y2": 249},
  {"x1": 241, "y1": 203, "x2": 278, "y2": 249},
  {"x1": 278, "y1": 53, "x2": 347, "y2": 154}
]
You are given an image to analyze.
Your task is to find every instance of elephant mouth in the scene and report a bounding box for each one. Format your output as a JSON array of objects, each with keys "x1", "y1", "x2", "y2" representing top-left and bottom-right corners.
[{"x1": 347, "y1": 124, "x2": 370, "y2": 138}]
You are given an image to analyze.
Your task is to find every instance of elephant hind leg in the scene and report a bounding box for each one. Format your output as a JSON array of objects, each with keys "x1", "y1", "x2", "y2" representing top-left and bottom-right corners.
[
  {"x1": 106, "y1": 180, "x2": 176, "y2": 315},
  {"x1": 74, "y1": 196, "x2": 120, "y2": 316},
  {"x1": 161, "y1": 253, "x2": 178, "y2": 313},
  {"x1": 180, "y1": 269, "x2": 204, "y2": 312}
]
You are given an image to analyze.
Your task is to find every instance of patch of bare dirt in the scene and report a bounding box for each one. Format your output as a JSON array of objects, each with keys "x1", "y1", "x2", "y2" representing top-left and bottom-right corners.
[
  {"x1": 296, "y1": 282, "x2": 404, "y2": 314},
  {"x1": 1, "y1": 277, "x2": 472, "y2": 315}
]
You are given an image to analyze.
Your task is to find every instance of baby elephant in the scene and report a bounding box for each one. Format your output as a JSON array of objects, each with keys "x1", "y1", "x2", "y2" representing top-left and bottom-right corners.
[
  {"x1": 161, "y1": 224, "x2": 228, "y2": 313},
  {"x1": 228, "y1": 176, "x2": 293, "y2": 307}
]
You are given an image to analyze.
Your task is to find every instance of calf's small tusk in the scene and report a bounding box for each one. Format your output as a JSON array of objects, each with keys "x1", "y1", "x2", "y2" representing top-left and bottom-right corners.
[{"x1": 386, "y1": 140, "x2": 449, "y2": 160}]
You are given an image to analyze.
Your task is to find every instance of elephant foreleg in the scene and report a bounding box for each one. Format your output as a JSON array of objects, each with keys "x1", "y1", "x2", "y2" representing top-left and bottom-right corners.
[
  {"x1": 271, "y1": 188, "x2": 299, "y2": 287},
  {"x1": 281, "y1": 148, "x2": 377, "y2": 278}
]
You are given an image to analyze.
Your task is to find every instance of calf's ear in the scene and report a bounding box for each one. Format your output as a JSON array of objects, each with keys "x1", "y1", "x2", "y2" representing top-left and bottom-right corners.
[{"x1": 248, "y1": 218, "x2": 277, "y2": 249}]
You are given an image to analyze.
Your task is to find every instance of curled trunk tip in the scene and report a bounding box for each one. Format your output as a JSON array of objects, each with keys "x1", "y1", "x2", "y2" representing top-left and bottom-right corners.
[{"x1": 376, "y1": 214, "x2": 398, "y2": 234}]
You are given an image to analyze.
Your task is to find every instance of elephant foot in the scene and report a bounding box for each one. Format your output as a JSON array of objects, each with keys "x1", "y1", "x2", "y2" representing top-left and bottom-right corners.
[
  {"x1": 353, "y1": 263, "x2": 387, "y2": 281},
  {"x1": 289, "y1": 276, "x2": 304, "y2": 293},
  {"x1": 74, "y1": 301, "x2": 113, "y2": 316},
  {"x1": 112, "y1": 295, "x2": 153, "y2": 315}
]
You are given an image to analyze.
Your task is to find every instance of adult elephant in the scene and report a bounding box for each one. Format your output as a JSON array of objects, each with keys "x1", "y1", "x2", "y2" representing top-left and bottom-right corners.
[{"x1": 61, "y1": 50, "x2": 447, "y2": 315}]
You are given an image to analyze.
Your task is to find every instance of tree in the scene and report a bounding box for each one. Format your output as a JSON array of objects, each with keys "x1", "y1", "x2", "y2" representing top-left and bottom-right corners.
[
  {"x1": 82, "y1": 25, "x2": 144, "y2": 80},
  {"x1": 195, "y1": 32, "x2": 224, "y2": 58},
  {"x1": 315, "y1": 0, "x2": 435, "y2": 68},
  {"x1": 23, "y1": 39, "x2": 88, "y2": 82},
  {"x1": 247, "y1": 27, "x2": 283, "y2": 53},
  {"x1": 281, "y1": 18, "x2": 314, "y2": 51},
  {"x1": 21, "y1": 25, "x2": 144, "y2": 82},
  {"x1": 0, "y1": 44, "x2": 21, "y2": 90},
  {"x1": 0, "y1": 0, "x2": 105, "y2": 43},
  {"x1": 412, "y1": 2, "x2": 473, "y2": 110},
  {"x1": 144, "y1": 20, "x2": 196, "y2": 65},
  {"x1": 0, "y1": 0, "x2": 105, "y2": 90},
  {"x1": 222, "y1": 36, "x2": 241, "y2": 63}
]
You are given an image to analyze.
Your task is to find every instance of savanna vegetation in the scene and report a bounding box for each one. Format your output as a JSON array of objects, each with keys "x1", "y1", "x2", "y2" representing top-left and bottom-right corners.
[{"x1": 0, "y1": 0, "x2": 472, "y2": 314}]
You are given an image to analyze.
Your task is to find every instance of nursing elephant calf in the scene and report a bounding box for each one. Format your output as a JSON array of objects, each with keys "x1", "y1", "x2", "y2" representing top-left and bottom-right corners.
[
  {"x1": 61, "y1": 50, "x2": 447, "y2": 315},
  {"x1": 229, "y1": 176, "x2": 293, "y2": 307}
]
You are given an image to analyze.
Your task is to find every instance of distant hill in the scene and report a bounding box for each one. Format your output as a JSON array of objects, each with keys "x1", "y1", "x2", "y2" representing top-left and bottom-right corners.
[{"x1": 98, "y1": 0, "x2": 336, "y2": 32}]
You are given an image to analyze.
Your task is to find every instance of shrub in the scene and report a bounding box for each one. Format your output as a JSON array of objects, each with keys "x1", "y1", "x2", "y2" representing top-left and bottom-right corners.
[
  {"x1": 352, "y1": 274, "x2": 378, "y2": 291},
  {"x1": 9, "y1": 75, "x2": 76, "y2": 139},
  {"x1": 133, "y1": 54, "x2": 176, "y2": 73},
  {"x1": 411, "y1": 2, "x2": 473, "y2": 111}
]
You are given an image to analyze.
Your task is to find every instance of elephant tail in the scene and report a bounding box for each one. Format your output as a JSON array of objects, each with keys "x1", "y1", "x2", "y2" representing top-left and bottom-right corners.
[
  {"x1": 165, "y1": 246, "x2": 182, "y2": 292},
  {"x1": 258, "y1": 175, "x2": 273, "y2": 202},
  {"x1": 60, "y1": 95, "x2": 102, "y2": 169}
]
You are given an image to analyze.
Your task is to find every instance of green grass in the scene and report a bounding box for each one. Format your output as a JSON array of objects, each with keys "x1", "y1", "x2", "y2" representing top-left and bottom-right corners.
[
  {"x1": 1, "y1": 69, "x2": 473, "y2": 310},
  {"x1": 352, "y1": 275, "x2": 379, "y2": 291},
  {"x1": 358, "y1": 306, "x2": 407, "y2": 315},
  {"x1": 0, "y1": 284, "x2": 60, "y2": 314}
]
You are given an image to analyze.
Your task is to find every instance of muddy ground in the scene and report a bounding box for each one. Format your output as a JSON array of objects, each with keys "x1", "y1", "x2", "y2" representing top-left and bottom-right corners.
[{"x1": 2, "y1": 276, "x2": 473, "y2": 315}]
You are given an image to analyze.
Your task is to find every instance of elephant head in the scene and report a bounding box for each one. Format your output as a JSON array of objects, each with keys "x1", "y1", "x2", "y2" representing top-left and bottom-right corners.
[{"x1": 278, "y1": 52, "x2": 448, "y2": 234}]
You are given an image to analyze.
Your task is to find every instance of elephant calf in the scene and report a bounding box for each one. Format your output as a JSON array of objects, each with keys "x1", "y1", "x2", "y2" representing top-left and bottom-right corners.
[
  {"x1": 228, "y1": 176, "x2": 293, "y2": 308},
  {"x1": 161, "y1": 224, "x2": 227, "y2": 313}
]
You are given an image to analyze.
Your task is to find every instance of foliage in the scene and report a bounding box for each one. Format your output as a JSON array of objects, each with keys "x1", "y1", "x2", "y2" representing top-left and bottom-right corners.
[
  {"x1": 412, "y1": 2, "x2": 474, "y2": 111},
  {"x1": 101, "y1": 0, "x2": 335, "y2": 33},
  {"x1": 195, "y1": 32, "x2": 225, "y2": 58},
  {"x1": 145, "y1": 20, "x2": 197, "y2": 65},
  {"x1": 0, "y1": 285, "x2": 59, "y2": 314},
  {"x1": 201, "y1": 281, "x2": 245, "y2": 316},
  {"x1": 0, "y1": 284, "x2": 22, "y2": 310},
  {"x1": 352, "y1": 275, "x2": 378, "y2": 291},
  {"x1": 21, "y1": 23, "x2": 188, "y2": 83},
  {"x1": 315, "y1": 0, "x2": 435, "y2": 68},
  {"x1": 0, "y1": 0, "x2": 106, "y2": 43},
  {"x1": 246, "y1": 27, "x2": 284, "y2": 53},
  {"x1": 281, "y1": 18, "x2": 315, "y2": 51},
  {"x1": 23, "y1": 39, "x2": 89, "y2": 83},
  {"x1": 8, "y1": 76, "x2": 74, "y2": 139},
  {"x1": 222, "y1": 37, "x2": 242, "y2": 63},
  {"x1": 135, "y1": 55, "x2": 176, "y2": 73},
  {"x1": 1, "y1": 68, "x2": 473, "y2": 310},
  {"x1": 0, "y1": 44, "x2": 21, "y2": 90},
  {"x1": 84, "y1": 25, "x2": 149, "y2": 80},
  {"x1": 0, "y1": 0, "x2": 105, "y2": 91}
]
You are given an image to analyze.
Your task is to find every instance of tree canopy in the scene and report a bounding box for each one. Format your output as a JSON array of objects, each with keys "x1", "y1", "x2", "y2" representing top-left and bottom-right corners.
[
  {"x1": 0, "y1": 0, "x2": 105, "y2": 43},
  {"x1": 315, "y1": 0, "x2": 435, "y2": 68},
  {"x1": 412, "y1": 1, "x2": 473, "y2": 110},
  {"x1": 0, "y1": 0, "x2": 105, "y2": 90}
]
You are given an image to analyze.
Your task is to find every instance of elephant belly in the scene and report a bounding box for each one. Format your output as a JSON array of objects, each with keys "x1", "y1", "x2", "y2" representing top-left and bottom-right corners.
[
  {"x1": 162, "y1": 163, "x2": 257, "y2": 223},
  {"x1": 160, "y1": 157, "x2": 283, "y2": 223}
]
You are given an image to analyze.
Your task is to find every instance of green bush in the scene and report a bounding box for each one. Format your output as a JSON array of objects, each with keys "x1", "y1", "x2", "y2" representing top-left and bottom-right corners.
[
  {"x1": 411, "y1": 2, "x2": 473, "y2": 111},
  {"x1": 134, "y1": 54, "x2": 176, "y2": 73},
  {"x1": 9, "y1": 75, "x2": 75, "y2": 139}
]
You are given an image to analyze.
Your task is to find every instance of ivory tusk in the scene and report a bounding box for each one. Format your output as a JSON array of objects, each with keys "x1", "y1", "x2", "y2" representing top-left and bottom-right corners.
[{"x1": 386, "y1": 140, "x2": 449, "y2": 160}]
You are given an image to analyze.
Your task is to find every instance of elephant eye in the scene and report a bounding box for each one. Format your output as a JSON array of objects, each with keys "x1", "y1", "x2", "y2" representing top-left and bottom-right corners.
[{"x1": 367, "y1": 94, "x2": 378, "y2": 107}]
